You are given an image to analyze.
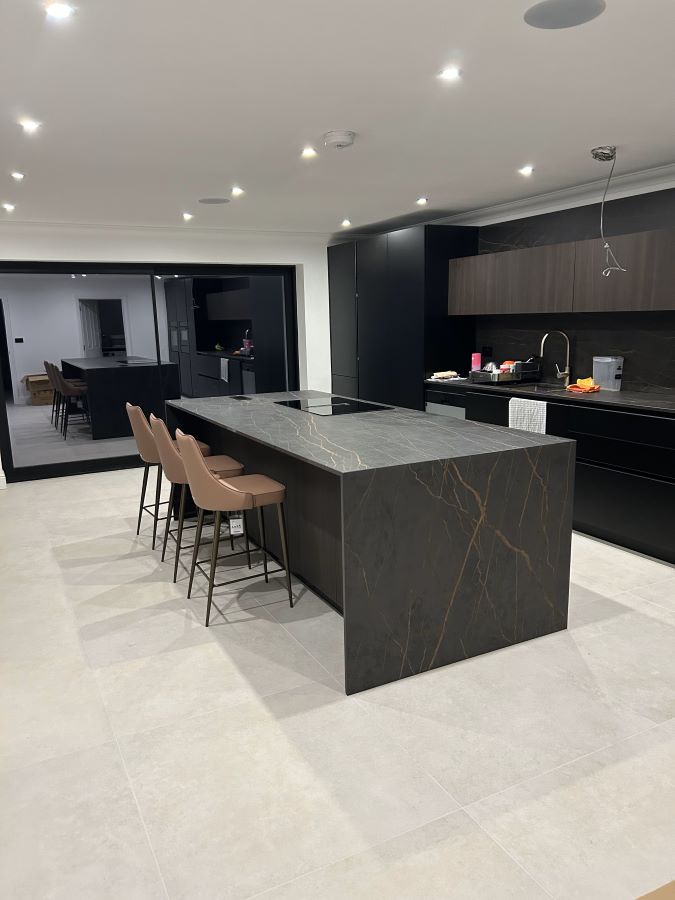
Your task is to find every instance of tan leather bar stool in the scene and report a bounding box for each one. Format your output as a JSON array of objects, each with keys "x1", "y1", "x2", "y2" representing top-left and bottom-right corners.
[
  {"x1": 149, "y1": 414, "x2": 245, "y2": 581},
  {"x1": 125, "y1": 403, "x2": 210, "y2": 549},
  {"x1": 52, "y1": 364, "x2": 89, "y2": 439},
  {"x1": 176, "y1": 430, "x2": 293, "y2": 626}
]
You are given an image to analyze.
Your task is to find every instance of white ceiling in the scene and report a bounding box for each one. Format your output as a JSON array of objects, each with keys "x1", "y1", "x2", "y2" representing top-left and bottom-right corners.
[{"x1": 2, "y1": 0, "x2": 674, "y2": 233}]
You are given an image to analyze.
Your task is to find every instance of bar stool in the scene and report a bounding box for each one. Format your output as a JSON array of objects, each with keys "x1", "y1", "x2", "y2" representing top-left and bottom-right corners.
[
  {"x1": 176, "y1": 429, "x2": 293, "y2": 626},
  {"x1": 52, "y1": 364, "x2": 89, "y2": 439},
  {"x1": 149, "y1": 414, "x2": 244, "y2": 581},
  {"x1": 125, "y1": 403, "x2": 210, "y2": 549}
]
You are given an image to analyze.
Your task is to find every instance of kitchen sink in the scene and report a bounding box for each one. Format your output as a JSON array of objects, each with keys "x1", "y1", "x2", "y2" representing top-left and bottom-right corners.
[{"x1": 522, "y1": 384, "x2": 567, "y2": 394}]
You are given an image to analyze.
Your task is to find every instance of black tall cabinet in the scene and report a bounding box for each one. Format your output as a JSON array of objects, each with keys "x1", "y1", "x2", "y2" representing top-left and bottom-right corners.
[{"x1": 328, "y1": 224, "x2": 478, "y2": 409}]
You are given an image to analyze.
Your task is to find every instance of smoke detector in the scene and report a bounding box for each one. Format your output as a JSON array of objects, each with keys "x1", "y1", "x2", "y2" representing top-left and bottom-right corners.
[{"x1": 322, "y1": 130, "x2": 356, "y2": 150}]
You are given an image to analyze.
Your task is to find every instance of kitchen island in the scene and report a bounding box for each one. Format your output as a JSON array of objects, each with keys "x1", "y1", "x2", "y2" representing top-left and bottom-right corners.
[
  {"x1": 166, "y1": 391, "x2": 575, "y2": 694},
  {"x1": 62, "y1": 356, "x2": 180, "y2": 439}
]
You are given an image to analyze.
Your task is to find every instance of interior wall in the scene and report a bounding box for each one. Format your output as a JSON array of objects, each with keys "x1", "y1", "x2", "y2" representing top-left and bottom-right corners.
[{"x1": 0, "y1": 273, "x2": 166, "y2": 403}]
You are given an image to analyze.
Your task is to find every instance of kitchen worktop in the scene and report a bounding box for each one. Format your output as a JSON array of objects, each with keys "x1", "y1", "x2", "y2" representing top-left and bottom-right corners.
[
  {"x1": 425, "y1": 379, "x2": 675, "y2": 417},
  {"x1": 61, "y1": 356, "x2": 165, "y2": 370},
  {"x1": 197, "y1": 351, "x2": 255, "y2": 362},
  {"x1": 168, "y1": 390, "x2": 569, "y2": 475}
]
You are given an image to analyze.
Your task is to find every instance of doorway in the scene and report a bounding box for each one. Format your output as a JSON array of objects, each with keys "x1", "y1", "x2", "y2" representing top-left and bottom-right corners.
[{"x1": 78, "y1": 298, "x2": 127, "y2": 357}]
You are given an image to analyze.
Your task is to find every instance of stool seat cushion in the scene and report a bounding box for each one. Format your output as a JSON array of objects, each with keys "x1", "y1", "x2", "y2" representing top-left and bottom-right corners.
[
  {"x1": 205, "y1": 455, "x2": 244, "y2": 477},
  {"x1": 217, "y1": 473, "x2": 286, "y2": 509}
]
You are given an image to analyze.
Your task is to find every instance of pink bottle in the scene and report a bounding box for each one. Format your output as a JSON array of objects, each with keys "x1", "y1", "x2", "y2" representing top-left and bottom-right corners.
[{"x1": 471, "y1": 352, "x2": 482, "y2": 372}]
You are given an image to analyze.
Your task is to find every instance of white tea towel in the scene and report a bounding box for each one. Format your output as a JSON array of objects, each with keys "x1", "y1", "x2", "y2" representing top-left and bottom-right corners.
[
  {"x1": 220, "y1": 358, "x2": 229, "y2": 383},
  {"x1": 508, "y1": 398, "x2": 546, "y2": 434}
]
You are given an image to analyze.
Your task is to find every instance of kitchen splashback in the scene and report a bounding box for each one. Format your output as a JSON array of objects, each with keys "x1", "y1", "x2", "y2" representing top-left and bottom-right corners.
[{"x1": 475, "y1": 312, "x2": 675, "y2": 391}]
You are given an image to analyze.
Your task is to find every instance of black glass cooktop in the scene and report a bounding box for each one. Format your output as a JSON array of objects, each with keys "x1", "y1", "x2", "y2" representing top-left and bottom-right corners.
[{"x1": 275, "y1": 397, "x2": 393, "y2": 416}]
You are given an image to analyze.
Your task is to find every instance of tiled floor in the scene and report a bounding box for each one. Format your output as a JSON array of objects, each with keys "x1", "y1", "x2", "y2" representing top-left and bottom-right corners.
[
  {"x1": 6, "y1": 401, "x2": 137, "y2": 467},
  {"x1": 1, "y1": 468, "x2": 674, "y2": 899}
]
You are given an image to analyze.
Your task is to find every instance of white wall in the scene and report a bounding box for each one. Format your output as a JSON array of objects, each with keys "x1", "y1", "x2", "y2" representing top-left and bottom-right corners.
[{"x1": 0, "y1": 273, "x2": 166, "y2": 403}]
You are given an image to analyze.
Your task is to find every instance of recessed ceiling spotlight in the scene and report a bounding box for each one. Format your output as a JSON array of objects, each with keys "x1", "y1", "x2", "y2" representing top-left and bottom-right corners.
[
  {"x1": 2, "y1": 203, "x2": 15, "y2": 212},
  {"x1": 19, "y1": 118, "x2": 41, "y2": 134},
  {"x1": 341, "y1": 219, "x2": 351, "y2": 228},
  {"x1": 524, "y1": 0, "x2": 606, "y2": 29},
  {"x1": 231, "y1": 185, "x2": 245, "y2": 197},
  {"x1": 182, "y1": 212, "x2": 193, "y2": 221},
  {"x1": 301, "y1": 146, "x2": 318, "y2": 159},
  {"x1": 45, "y1": 2, "x2": 75, "y2": 19},
  {"x1": 518, "y1": 164, "x2": 534, "y2": 176},
  {"x1": 10, "y1": 172, "x2": 25, "y2": 181},
  {"x1": 416, "y1": 197, "x2": 428, "y2": 206},
  {"x1": 438, "y1": 66, "x2": 462, "y2": 81},
  {"x1": 81, "y1": 273, "x2": 87, "y2": 277},
  {"x1": 71, "y1": 274, "x2": 76, "y2": 279},
  {"x1": 154, "y1": 275, "x2": 161, "y2": 280},
  {"x1": 198, "y1": 197, "x2": 230, "y2": 204}
]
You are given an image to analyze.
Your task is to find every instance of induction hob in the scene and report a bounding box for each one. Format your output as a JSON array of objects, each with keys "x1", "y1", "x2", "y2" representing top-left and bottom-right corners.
[{"x1": 275, "y1": 396, "x2": 393, "y2": 416}]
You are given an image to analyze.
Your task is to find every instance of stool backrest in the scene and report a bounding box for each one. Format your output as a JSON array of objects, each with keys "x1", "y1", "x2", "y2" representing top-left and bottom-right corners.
[
  {"x1": 176, "y1": 429, "x2": 249, "y2": 511},
  {"x1": 125, "y1": 403, "x2": 159, "y2": 464},
  {"x1": 149, "y1": 414, "x2": 186, "y2": 484},
  {"x1": 44, "y1": 361, "x2": 56, "y2": 390}
]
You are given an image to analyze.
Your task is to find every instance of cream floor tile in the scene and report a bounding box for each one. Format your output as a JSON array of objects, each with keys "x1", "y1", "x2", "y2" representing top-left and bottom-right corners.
[
  {"x1": 262, "y1": 585, "x2": 345, "y2": 684},
  {"x1": 570, "y1": 535, "x2": 674, "y2": 595},
  {"x1": 95, "y1": 640, "x2": 324, "y2": 736},
  {"x1": 0, "y1": 589, "x2": 84, "y2": 665},
  {"x1": 0, "y1": 743, "x2": 165, "y2": 900},
  {"x1": 631, "y1": 576, "x2": 675, "y2": 610},
  {"x1": 467, "y1": 721, "x2": 675, "y2": 900},
  {"x1": 0, "y1": 657, "x2": 112, "y2": 771},
  {"x1": 566, "y1": 605, "x2": 675, "y2": 723},
  {"x1": 67, "y1": 576, "x2": 191, "y2": 626},
  {"x1": 79, "y1": 600, "x2": 211, "y2": 669},
  {"x1": 194, "y1": 605, "x2": 339, "y2": 695},
  {"x1": 358, "y1": 634, "x2": 653, "y2": 805},
  {"x1": 258, "y1": 810, "x2": 547, "y2": 900},
  {"x1": 120, "y1": 681, "x2": 456, "y2": 900}
]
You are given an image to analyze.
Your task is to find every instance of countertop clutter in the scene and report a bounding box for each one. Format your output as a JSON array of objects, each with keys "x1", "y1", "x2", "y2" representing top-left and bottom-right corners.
[{"x1": 425, "y1": 379, "x2": 675, "y2": 417}]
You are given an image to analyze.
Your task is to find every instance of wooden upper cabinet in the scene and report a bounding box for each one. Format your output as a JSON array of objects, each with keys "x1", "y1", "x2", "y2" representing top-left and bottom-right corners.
[
  {"x1": 573, "y1": 227, "x2": 675, "y2": 312},
  {"x1": 448, "y1": 242, "x2": 575, "y2": 315}
]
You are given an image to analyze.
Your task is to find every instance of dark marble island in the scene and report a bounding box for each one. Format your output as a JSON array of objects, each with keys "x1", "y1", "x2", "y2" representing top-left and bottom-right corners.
[
  {"x1": 62, "y1": 356, "x2": 180, "y2": 439},
  {"x1": 166, "y1": 391, "x2": 575, "y2": 694}
]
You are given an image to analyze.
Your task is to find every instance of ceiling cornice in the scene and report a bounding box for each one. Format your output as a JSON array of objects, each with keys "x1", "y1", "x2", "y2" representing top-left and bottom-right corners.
[
  {"x1": 431, "y1": 162, "x2": 675, "y2": 227},
  {"x1": 0, "y1": 219, "x2": 333, "y2": 241}
]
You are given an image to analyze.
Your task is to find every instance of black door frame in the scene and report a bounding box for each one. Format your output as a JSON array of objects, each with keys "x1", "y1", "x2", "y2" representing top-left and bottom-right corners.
[{"x1": 0, "y1": 261, "x2": 300, "y2": 483}]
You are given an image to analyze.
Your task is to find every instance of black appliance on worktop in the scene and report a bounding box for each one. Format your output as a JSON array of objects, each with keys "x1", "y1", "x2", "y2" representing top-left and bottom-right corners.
[{"x1": 164, "y1": 274, "x2": 295, "y2": 399}]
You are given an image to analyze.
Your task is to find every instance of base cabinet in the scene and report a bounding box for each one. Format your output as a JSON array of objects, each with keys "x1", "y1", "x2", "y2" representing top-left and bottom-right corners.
[{"x1": 461, "y1": 388, "x2": 675, "y2": 564}]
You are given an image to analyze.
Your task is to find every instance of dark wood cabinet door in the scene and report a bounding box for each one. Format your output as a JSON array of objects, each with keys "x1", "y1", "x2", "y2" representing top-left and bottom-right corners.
[
  {"x1": 328, "y1": 243, "x2": 358, "y2": 379},
  {"x1": 573, "y1": 227, "x2": 675, "y2": 312},
  {"x1": 448, "y1": 243, "x2": 575, "y2": 315}
]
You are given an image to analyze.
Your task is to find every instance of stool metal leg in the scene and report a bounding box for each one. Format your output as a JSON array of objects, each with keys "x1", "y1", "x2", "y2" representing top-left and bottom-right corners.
[
  {"x1": 257, "y1": 507, "x2": 269, "y2": 583},
  {"x1": 137, "y1": 463, "x2": 150, "y2": 535},
  {"x1": 187, "y1": 508, "x2": 205, "y2": 599},
  {"x1": 277, "y1": 502, "x2": 293, "y2": 607},
  {"x1": 151, "y1": 464, "x2": 163, "y2": 549},
  {"x1": 205, "y1": 510, "x2": 222, "y2": 627},
  {"x1": 173, "y1": 483, "x2": 188, "y2": 583},
  {"x1": 243, "y1": 511, "x2": 252, "y2": 569},
  {"x1": 161, "y1": 482, "x2": 176, "y2": 561}
]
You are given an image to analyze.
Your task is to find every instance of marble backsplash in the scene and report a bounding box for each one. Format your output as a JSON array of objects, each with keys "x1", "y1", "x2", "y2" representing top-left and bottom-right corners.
[{"x1": 474, "y1": 312, "x2": 675, "y2": 391}]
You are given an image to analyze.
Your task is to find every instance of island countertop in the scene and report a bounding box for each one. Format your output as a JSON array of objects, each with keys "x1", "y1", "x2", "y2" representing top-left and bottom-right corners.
[
  {"x1": 61, "y1": 356, "x2": 163, "y2": 370},
  {"x1": 167, "y1": 390, "x2": 570, "y2": 475}
]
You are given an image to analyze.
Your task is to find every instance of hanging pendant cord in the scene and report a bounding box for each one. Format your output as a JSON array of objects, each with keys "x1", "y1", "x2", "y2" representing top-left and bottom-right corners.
[{"x1": 599, "y1": 154, "x2": 626, "y2": 277}]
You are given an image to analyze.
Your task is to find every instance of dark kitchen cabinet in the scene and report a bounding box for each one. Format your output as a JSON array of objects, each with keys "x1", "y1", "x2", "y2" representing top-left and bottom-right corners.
[
  {"x1": 328, "y1": 225, "x2": 478, "y2": 410},
  {"x1": 249, "y1": 275, "x2": 287, "y2": 393},
  {"x1": 448, "y1": 242, "x2": 575, "y2": 315},
  {"x1": 328, "y1": 242, "x2": 358, "y2": 382},
  {"x1": 573, "y1": 226, "x2": 675, "y2": 312},
  {"x1": 164, "y1": 278, "x2": 193, "y2": 396}
]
